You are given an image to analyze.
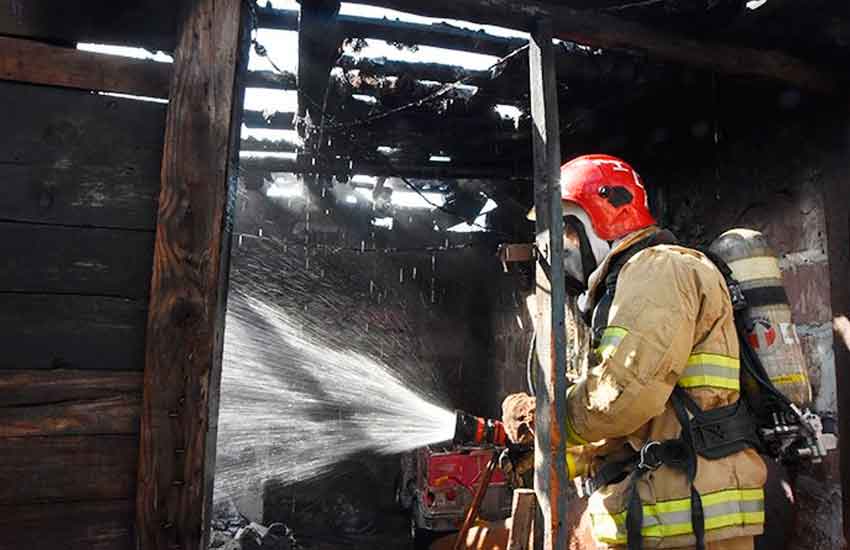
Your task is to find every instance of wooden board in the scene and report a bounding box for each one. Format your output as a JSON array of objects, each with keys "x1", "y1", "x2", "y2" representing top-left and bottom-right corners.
[
  {"x1": 0, "y1": 500, "x2": 134, "y2": 550},
  {"x1": 529, "y1": 17, "x2": 569, "y2": 550},
  {"x1": 0, "y1": 36, "x2": 171, "y2": 98},
  {"x1": 823, "y1": 132, "x2": 850, "y2": 547},
  {"x1": 0, "y1": 294, "x2": 148, "y2": 371},
  {"x1": 0, "y1": 394, "x2": 140, "y2": 437},
  {"x1": 0, "y1": 435, "x2": 137, "y2": 504},
  {"x1": 0, "y1": 369, "x2": 142, "y2": 406},
  {"x1": 0, "y1": 81, "x2": 164, "y2": 230},
  {"x1": 0, "y1": 0, "x2": 177, "y2": 51},
  {"x1": 0, "y1": 222, "x2": 154, "y2": 298},
  {"x1": 136, "y1": 1, "x2": 249, "y2": 549}
]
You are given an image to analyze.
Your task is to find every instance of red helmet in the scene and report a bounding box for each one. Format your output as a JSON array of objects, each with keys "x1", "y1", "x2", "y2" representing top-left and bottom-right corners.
[{"x1": 558, "y1": 154, "x2": 655, "y2": 241}]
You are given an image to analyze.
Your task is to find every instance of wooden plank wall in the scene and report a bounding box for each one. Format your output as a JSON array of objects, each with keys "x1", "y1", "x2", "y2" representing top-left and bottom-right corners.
[{"x1": 0, "y1": 26, "x2": 168, "y2": 550}]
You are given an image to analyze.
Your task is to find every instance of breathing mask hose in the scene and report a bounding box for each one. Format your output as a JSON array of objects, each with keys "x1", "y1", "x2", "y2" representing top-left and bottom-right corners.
[{"x1": 453, "y1": 410, "x2": 508, "y2": 447}]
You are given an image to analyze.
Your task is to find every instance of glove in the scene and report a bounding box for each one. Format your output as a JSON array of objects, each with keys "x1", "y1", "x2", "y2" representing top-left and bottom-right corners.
[
  {"x1": 499, "y1": 446, "x2": 535, "y2": 489},
  {"x1": 502, "y1": 392, "x2": 536, "y2": 446}
]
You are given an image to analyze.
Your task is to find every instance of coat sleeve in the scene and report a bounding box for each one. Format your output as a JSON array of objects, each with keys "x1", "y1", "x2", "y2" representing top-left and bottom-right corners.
[{"x1": 565, "y1": 247, "x2": 701, "y2": 446}]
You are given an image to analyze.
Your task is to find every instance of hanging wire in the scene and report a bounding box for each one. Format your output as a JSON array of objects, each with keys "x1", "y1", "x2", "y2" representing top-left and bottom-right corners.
[
  {"x1": 245, "y1": 0, "x2": 530, "y2": 133},
  {"x1": 242, "y1": 0, "x2": 525, "y2": 238}
]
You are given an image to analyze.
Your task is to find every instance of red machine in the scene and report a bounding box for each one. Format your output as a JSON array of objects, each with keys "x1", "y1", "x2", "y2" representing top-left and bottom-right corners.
[{"x1": 397, "y1": 445, "x2": 513, "y2": 548}]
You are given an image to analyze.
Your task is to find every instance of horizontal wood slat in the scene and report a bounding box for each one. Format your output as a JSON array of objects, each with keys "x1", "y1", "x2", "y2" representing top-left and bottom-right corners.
[
  {"x1": 0, "y1": 435, "x2": 137, "y2": 504},
  {"x1": 0, "y1": 222, "x2": 154, "y2": 298},
  {"x1": 0, "y1": 395, "x2": 141, "y2": 437},
  {"x1": 0, "y1": 369, "x2": 142, "y2": 406},
  {"x1": 0, "y1": 81, "x2": 165, "y2": 230},
  {"x1": 0, "y1": 0, "x2": 177, "y2": 51},
  {"x1": 0, "y1": 294, "x2": 148, "y2": 371},
  {"x1": 0, "y1": 499, "x2": 135, "y2": 550},
  {"x1": 0, "y1": 36, "x2": 171, "y2": 97}
]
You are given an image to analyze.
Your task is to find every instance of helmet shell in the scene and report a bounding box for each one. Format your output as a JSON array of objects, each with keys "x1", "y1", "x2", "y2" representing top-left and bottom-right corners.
[{"x1": 558, "y1": 154, "x2": 655, "y2": 240}]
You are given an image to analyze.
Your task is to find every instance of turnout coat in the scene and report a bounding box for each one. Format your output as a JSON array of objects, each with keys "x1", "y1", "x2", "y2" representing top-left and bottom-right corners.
[{"x1": 565, "y1": 226, "x2": 767, "y2": 548}]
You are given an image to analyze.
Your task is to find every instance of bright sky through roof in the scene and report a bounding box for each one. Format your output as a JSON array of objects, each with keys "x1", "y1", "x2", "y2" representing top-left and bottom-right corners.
[{"x1": 243, "y1": 0, "x2": 529, "y2": 132}]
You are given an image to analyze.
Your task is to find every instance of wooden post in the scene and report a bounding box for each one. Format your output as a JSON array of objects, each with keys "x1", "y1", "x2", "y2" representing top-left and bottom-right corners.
[
  {"x1": 135, "y1": 1, "x2": 248, "y2": 549},
  {"x1": 529, "y1": 17, "x2": 568, "y2": 550},
  {"x1": 507, "y1": 489, "x2": 538, "y2": 550},
  {"x1": 824, "y1": 112, "x2": 850, "y2": 548}
]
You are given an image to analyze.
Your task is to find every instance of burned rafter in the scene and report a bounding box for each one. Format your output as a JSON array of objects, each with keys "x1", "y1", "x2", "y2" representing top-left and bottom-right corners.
[
  {"x1": 256, "y1": 6, "x2": 526, "y2": 57},
  {"x1": 241, "y1": 136, "x2": 300, "y2": 153},
  {"x1": 240, "y1": 154, "x2": 531, "y2": 180},
  {"x1": 245, "y1": 69, "x2": 298, "y2": 89},
  {"x1": 297, "y1": 0, "x2": 344, "y2": 131},
  {"x1": 344, "y1": 0, "x2": 839, "y2": 94}
]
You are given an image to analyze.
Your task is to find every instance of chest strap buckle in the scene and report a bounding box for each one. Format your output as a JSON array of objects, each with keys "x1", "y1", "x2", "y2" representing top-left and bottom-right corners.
[{"x1": 637, "y1": 440, "x2": 663, "y2": 471}]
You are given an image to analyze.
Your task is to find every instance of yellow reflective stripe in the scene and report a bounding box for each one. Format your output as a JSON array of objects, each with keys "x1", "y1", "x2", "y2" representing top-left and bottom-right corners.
[
  {"x1": 565, "y1": 385, "x2": 589, "y2": 446},
  {"x1": 566, "y1": 452, "x2": 577, "y2": 479},
  {"x1": 687, "y1": 353, "x2": 738, "y2": 369},
  {"x1": 771, "y1": 373, "x2": 808, "y2": 386},
  {"x1": 592, "y1": 488, "x2": 765, "y2": 543},
  {"x1": 678, "y1": 353, "x2": 740, "y2": 391},
  {"x1": 596, "y1": 326, "x2": 629, "y2": 361}
]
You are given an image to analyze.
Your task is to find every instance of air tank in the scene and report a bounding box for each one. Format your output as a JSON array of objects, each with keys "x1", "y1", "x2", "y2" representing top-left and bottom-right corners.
[{"x1": 709, "y1": 228, "x2": 812, "y2": 407}]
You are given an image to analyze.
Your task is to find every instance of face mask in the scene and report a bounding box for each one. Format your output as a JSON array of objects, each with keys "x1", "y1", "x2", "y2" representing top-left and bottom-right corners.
[{"x1": 561, "y1": 205, "x2": 613, "y2": 296}]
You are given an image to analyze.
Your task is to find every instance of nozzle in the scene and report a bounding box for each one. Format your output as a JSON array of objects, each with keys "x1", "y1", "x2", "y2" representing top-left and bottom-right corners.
[{"x1": 453, "y1": 410, "x2": 507, "y2": 447}]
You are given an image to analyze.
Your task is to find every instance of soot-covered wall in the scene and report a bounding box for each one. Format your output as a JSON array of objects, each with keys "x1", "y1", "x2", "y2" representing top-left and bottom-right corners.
[{"x1": 651, "y1": 90, "x2": 844, "y2": 550}]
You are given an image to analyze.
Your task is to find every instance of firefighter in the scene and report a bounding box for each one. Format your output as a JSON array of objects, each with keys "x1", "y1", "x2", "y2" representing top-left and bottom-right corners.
[{"x1": 503, "y1": 154, "x2": 766, "y2": 550}]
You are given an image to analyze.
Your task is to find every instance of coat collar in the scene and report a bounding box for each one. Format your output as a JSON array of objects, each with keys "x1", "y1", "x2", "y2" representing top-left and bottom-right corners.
[{"x1": 581, "y1": 225, "x2": 660, "y2": 312}]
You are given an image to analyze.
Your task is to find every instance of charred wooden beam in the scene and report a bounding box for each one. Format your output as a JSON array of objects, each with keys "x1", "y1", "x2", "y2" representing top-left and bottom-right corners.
[
  {"x1": 0, "y1": 36, "x2": 171, "y2": 98},
  {"x1": 529, "y1": 17, "x2": 569, "y2": 550},
  {"x1": 339, "y1": 54, "x2": 490, "y2": 83},
  {"x1": 297, "y1": 0, "x2": 343, "y2": 125},
  {"x1": 136, "y1": 1, "x2": 248, "y2": 549},
  {"x1": 241, "y1": 136, "x2": 300, "y2": 153},
  {"x1": 345, "y1": 0, "x2": 838, "y2": 94},
  {"x1": 245, "y1": 69, "x2": 297, "y2": 89},
  {"x1": 243, "y1": 109, "x2": 296, "y2": 130},
  {"x1": 240, "y1": 154, "x2": 530, "y2": 179},
  {"x1": 242, "y1": 108, "x2": 522, "y2": 144},
  {"x1": 257, "y1": 6, "x2": 526, "y2": 56}
]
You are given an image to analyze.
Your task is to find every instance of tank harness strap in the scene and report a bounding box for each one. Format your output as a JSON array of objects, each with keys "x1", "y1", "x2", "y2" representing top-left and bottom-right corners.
[
  {"x1": 623, "y1": 432, "x2": 701, "y2": 550},
  {"x1": 589, "y1": 229, "x2": 678, "y2": 343}
]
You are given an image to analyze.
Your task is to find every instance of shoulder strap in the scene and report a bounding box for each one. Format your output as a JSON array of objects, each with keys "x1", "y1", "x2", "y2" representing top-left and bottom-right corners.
[{"x1": 589, "y1": 229, "x2": 678, "y2": 343}]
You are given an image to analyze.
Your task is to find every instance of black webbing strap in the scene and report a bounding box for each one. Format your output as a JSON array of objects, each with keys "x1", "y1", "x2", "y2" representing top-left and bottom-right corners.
[
  {"x1": 624, "y1": 435, "x2": 698, "y2": 550},
  {"x1": 589, "y1": 229, "x2": 678, "y2": 344},
  {"x1": 670, "y1": 389, "x2": 706, "y2": 550}
]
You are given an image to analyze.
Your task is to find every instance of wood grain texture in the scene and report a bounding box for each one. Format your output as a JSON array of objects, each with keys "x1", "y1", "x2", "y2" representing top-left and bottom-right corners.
[
  {"x1": 0, "y1": 293, "x2": 148, "y2": 371},
  {"x1": 0, "y1": 369, "x2": 142, "y2": 406},
  {"x1": 530, "y1": 18, "x2": 569, "y2": 550},
  {"x1": 344, "y1": 0, "x2": 837, "y2": 94},
  {"x1": 0, "y1": 395, "x2": 140, "y2": 437},
  {"x1": 0, "y1": 499, "x2": 135, "y2": 550},
  {"x1": 0, "y1": 222, "x2": 154, "y2": 298},
  {"x1": 823, "y1": 120, "x2": 850, "y2": 548},
  {"x1": 136, "y1": 1, "x2": 248, "y2": 549},
  {"x1": 0, "y1": 0, "x2": 177, "y2": 50},
  {"x1": 507, "y1": 489, "x2": 537, "y2": 550},
  {"x1": 0, "y1": 435, "x2": 137, "y2": 504},
  {"x1": 0, "y1": 36, "x2": 171, "y2": 98},
  {"x1": 0, "y1": 81, "x2": 165, "y2": 230}
]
